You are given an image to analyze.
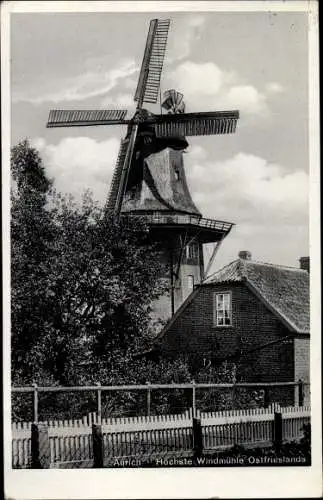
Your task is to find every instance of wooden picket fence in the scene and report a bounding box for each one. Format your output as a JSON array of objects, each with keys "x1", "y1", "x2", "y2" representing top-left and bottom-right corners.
[
  {"x1": 11, "y1": 404, "x2": 310, "y2": 469},
  {"x1": 200, "y1": 404, "x2": 310, "y2": 450}
]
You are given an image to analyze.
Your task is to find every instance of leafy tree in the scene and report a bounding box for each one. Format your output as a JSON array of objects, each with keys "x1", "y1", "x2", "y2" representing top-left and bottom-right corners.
[
  {"x1": 11, "y1": 140, "x2": 171, "y2": 389},
  {"x1": 29, "y1": 193, "x2": 170, "y2": 386},
  {"x1": 11, "y1": 139, "x2": 54, "y2": 383},
  {"x1": 11, "y1": 139, "x2": 51, "y2": 195}
]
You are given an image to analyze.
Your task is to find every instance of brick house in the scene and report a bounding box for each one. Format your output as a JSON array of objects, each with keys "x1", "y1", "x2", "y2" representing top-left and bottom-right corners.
[{"x1": 147, "y1": 251, "x2": 310, "y2": 406}]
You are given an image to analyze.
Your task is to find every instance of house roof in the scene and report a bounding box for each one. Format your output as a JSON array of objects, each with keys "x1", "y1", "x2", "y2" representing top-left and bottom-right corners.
[{"x1": 204, "y1": 258, "x2": 310, "y2": 334}]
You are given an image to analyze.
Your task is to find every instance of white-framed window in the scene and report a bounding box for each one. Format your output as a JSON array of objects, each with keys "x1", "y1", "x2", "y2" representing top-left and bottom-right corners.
[
  {"x1": 187, "y1": 274, "x2": 194, "y2": 291},
  {"x1": 214, "y1": 292, "x2": 232, "y2": 327}
]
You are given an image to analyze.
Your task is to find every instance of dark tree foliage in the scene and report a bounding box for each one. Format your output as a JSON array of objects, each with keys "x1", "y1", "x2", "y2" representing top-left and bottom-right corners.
[
  {"x1": 11, "y1": 140, "x2": 174, "y2": 387},
  {"x1": 11, "y1": 139, "x2": 51, "y2": 195},
  {"x1": 11, "y1": 139, "x2": 55, "y2": 384}
]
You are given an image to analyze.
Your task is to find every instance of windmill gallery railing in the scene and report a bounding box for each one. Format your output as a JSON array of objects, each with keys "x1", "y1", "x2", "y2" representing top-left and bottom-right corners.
[{"x1": 127, "y1": 213, "x2": 234, "y2": 233}]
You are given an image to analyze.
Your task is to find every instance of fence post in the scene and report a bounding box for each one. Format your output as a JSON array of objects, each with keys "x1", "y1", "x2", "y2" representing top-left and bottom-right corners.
[
  {"x1": 96, "y1": 383, "x2": 102, "y2": 424},
  {"x1": 232, "y1": 383, "x2": 236, "y2": 409},
  {"x1": 263, "y1": 387, "x2": 270, "y2": 408},
  {"x1": 192, "y1": 380, "x2": 196, "y2": 418},
  {"x1": 92, "y1": 424, "x2": 104, "y2": 468},
  {"x1": 146, "y1": 381, "x2": 151, "y2": 416},
  {"x1": 31, "y1": 423, "x2": 50, "y2": 468},
  {"x1": 273, "y1": 406, "x2": 282, "y2": 451},
  {"x1": 298, "y1": 379, "x2": 304, "y2": 407},
  {"x1": 32, "y1": 383, "x2": 38, "y2": 423},
  {"x1": 192, "y1": 417, "x2": 203, "y2": 460}
]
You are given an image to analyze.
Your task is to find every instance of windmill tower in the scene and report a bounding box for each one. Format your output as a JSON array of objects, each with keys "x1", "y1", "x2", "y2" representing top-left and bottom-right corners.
[{"x1": 47, "y1": 18, "x2": 239, "y2": 325}]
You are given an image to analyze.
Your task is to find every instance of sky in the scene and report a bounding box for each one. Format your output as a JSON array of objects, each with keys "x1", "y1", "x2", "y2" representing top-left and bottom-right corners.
[{"x1": 10, "y1": 9, "x2": 310, "y2": 271}]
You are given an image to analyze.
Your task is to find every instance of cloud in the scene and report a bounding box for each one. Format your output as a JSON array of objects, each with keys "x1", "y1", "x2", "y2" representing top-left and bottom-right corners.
[
  {"x1": 33, "y1": 136, "x2": 120, "y2": 203},
  {"x1": 265, "y1": 82, "x2": 285, "y2": 94},
  {"x1": 123, "y1": 77, "x2": 138, "y2": 91},
  {"x1": 30, "y1": 136, "x2": 308, "y2": 270},
  {"x1": 100, "y1": 92, "x2": 135, "y2": 110},
  {"x1": 12, "y1": 15, "x2": 206, "y2": 106},
  {"x1": 35, "y1": 134, "x2": 308, "y2": 229},
  {"x1": 167, "y1": 15, "x2": 205, "y2": 62},
  {"x1": 171, "y1": 61, "x2": 227, "y2": 97},
  {"x1": 31, "y1": 137, "x2": 46, "y2": 151},
  {"x1": 186, "y1": 151, "x2": 309, "y2": 226},
  {"x1": 168, "y1": 61, "x2": 285, "y2": 116},
  {"x1": 186, "y1": 144, "x2": 208, "y2": 162},
  {"x1": 13, "y1": 59, "x2": 138, "y2": 104},
  {"x1": 187, "y1": 149, "x2": 308, "y2": 271},
  {"x1": 33, "y1": 135, "x2": 308, "y2": 225},
  {"x1": 223, "y1": 85, "x2": 268, "y2": 115}
]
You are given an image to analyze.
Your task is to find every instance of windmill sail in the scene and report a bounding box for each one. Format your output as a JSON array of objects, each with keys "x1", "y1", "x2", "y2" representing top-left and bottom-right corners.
[
  {"x1": 152, "y1": 110, "x2": 239, "y2": 137},
  {"x1": 106, "y1": 138, "x2": 130, "y2": 212},
  {"x1": 134, "y1": 19, "x2": 170, "y2": 106},
  {"x1": 108, "y1": 125, "x2": 139, "y2": 215},
  {"x1": 107, "y1": 18, "x2": 170, "y2": 215},
  {"x1": 47, "y1": 109, "x2": 128, "y2": 128}
]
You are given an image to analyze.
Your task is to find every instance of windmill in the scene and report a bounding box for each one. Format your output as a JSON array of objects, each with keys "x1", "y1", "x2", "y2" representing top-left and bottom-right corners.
[{"x1": 47, "y1": 18, "x2": 239, "y2": 323}]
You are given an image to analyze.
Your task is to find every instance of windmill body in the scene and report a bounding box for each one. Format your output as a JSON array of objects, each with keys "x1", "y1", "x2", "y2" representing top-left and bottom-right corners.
[
  {"x1": 120, "y1": 118, "x2": 203, "y2": 322},
  {"x1": 47, "y1": 18, "x2": 239, "y2": 327}
]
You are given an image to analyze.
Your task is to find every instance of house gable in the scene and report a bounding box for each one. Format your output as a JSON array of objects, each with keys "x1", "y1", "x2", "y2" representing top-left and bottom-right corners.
[
  {"x1": 156, "y1": 281, "x2": 294, "y2": 373},
  {"x1": 205, "y1": 258, "x2": 310, "y2": 334},
  {"x1": 155, "y1": 258, "x2": 309, "y2": 350}
]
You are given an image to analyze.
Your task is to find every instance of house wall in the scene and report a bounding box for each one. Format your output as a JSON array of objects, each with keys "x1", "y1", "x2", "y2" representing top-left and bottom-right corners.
[
  {"x1": 294, "y1": 337, "x2": 310, "y2": 381},
  {"x1": 294, "y1": 337, "x2": 310, "y2": 405},
  {"x1": 158, "y1": 282, "x2": 299, "y2": 406}
]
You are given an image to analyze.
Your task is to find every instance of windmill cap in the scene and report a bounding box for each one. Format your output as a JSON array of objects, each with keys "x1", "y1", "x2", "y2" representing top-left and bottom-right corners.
[{"x1": 238, "y1": 250, "x2": 252, "y2": 260}]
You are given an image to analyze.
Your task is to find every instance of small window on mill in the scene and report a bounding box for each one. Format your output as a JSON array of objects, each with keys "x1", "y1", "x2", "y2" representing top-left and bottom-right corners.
[
  {"x1": 186, "y1": 243, "x2": 199, "y2": 261},
  {"x1": 187, "y1": 275, "x2": 194, "y2": 291}
]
